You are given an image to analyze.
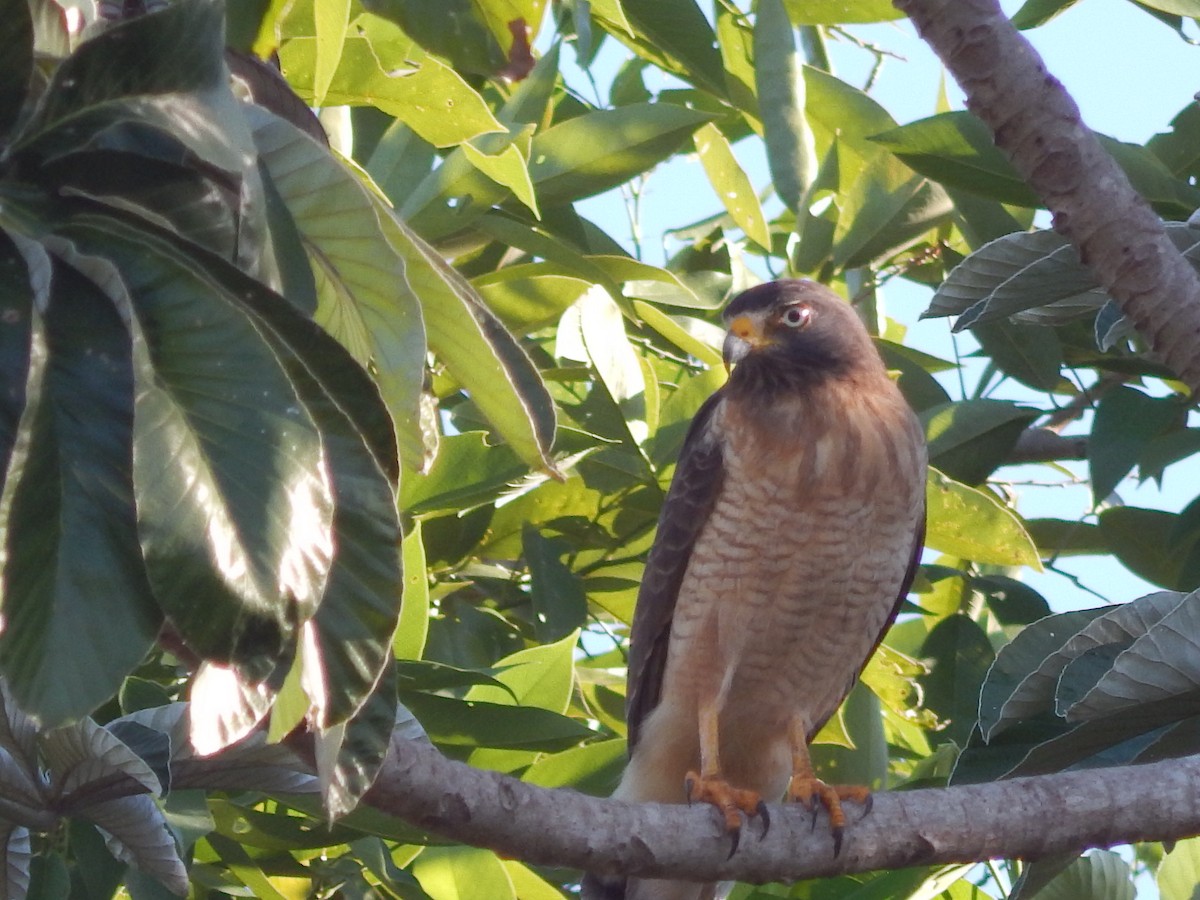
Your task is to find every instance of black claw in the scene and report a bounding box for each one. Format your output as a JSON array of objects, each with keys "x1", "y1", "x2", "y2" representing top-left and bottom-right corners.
[
  {"x1": 727, "y1": 826, "x2": 742, "y2": 859},
  {"x1": 832, "y1": 826, "x2": 844, "y2": 858},
  {"x1": 863, "y1": 793, "x2": 874, "y2": 817},
  {"x1": 684, "y1": 777, "x2": 695, "y2": 805},
  {"x1": 810, "y1": 804, "x2": 819, "y2": 831},
  {"x1": 756, "y1": 801, "x2": 770, "y2": 840}
]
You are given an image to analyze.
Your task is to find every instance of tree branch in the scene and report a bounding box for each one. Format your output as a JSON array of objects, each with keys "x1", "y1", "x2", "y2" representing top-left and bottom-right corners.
[
  {"x1": 363, "y1": 735, "x2": 1200, "y2": 883},
  {"x1": 895, "y1": 0, "x2": 1200, "y2": 390}
]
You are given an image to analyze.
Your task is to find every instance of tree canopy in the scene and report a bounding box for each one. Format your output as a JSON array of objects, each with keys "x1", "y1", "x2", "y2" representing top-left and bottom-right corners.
[{"x1": 3, "y1": 0, "x2": 1200, "y2": 897}]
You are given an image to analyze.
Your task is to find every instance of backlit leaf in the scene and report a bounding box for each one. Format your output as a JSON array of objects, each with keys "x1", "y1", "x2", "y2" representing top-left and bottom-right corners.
[{"x1": 925, "y1": 469, "x2": 1042, "y2": 569}]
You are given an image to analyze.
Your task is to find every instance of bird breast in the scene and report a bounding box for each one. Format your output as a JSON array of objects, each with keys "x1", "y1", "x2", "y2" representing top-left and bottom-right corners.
[{"x1": 662, "y1": 380, "x2": 926, "y2": 742}]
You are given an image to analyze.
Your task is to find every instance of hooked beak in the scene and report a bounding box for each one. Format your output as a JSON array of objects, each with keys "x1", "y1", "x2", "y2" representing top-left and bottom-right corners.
[{"x1": 722, "y1": 314, "x2": 770, "y2": 370}]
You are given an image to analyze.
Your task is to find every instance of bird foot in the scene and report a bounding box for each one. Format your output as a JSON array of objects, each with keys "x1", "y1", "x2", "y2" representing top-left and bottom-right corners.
[
  {"x1": 684, "y1": 770, "x2": 770, "y2": 857},
  {"x1": 786, "y1": 775, "x2": 871, "y2": 856}
]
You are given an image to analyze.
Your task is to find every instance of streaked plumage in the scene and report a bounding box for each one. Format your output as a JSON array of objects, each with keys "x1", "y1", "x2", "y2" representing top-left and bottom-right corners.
[{"x1": 583, "y1": 280, "x2": 926, "y2": 900}]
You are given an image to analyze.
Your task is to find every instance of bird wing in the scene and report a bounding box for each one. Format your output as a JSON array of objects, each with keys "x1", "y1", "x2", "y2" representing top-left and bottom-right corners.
[{"x1": 624, "y1": 389, "x2": 726, "y2": 753}]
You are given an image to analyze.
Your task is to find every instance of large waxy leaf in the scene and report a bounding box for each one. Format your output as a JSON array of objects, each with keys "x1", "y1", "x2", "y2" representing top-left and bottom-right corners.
[
  {"x1": 1064, "y1": 589, "x2": 1200, "y2": 723},
  {"x1": 0, "y1": 0, "x2": 32, "y2": 144},
  {"x1": 591, "y1": 0, "x2": 727, "y2": 99},
  {"x1": 473, "y1": 266, "x2": 592, "y2": 335},
  {"x1": 315, "y1": 666, "x2": 396, "y2": 817},
  {"x1": 528, "y1": 103, "x2": 715, "y2": 206},
  {"x1": 693, "y1": 123, "x2": 771, "y2": 248},
  {"x1": 925, "y1": 469, "x2": 1042, "y2": 568},
  {"x1": 0, "y1": 825, "x2": 30, "y2": 900},
  {"x1": 1036, "y1": 851, "x2": 1134, "y2": 900},
  {"x1": 0, "y1": 233, "x2": 36, "y2": 494},
  {"x1": 921, "y1": 399, "x2": 1039, "y2": 485},
  {"x1": 1100, "y1": 506, "x2": 1199, "y2": 591},
  {"x1": 117, "y1": 703, "x2": 317, "y2": 794},
  {"x1": 393, "y1": 222, "x2": 558, "y2": 474},
  {"x1": 783, "y1": 0, "x2": 904, "y2": 22},
  {"x1": 978, "y1": 597, "x2": 1178, "y2": 740},
  {"x1": 41, "y1": 716, "x2": 160, "y2": 808},
  {"x1": 65, "y1": 223, "x2": 334, "y2": 678},
  {"x1": 754, "y1": 0, "x2": 815, "y2": 216},
  {"x1": 248, "y1": 105, "x2": 427, "y2": 472},
  {"x1": 398, "y1": 691, "x2": 594, "y2": 751},
  {"x1": 19, "y1": 0, "x2": 227, "y2": 143},
  {"x1": 918, "y1": 615, "x2": 995, "y2": 748},
  {"x1": 1089, "y1": 386, "x2": 1181, "y2": 503},
  {"x1": 0, "y1": 254, "x2": 161, "y2": 726},
  {"x1": 413, "y1": 845, "x2": 516, "y2": 900},
  {"x1": 279, "y1": 36, "x2": 504, "y2": 148}
]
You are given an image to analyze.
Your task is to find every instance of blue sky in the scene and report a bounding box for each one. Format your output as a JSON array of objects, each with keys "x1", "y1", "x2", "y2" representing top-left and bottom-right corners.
[{"x1": 564, "y1": 0, "x2": 1200, "y2": 614}]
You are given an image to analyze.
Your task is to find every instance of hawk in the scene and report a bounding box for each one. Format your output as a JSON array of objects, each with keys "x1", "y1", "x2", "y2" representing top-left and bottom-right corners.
[{"x1": 583, "y1": 280, "x2": 927, "y2": 900}]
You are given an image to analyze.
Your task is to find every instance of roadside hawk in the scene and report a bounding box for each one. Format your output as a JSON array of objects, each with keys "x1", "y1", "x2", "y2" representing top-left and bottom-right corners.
[{"x1": 582, "y1": 280, "x2": 927, "y2": 900}]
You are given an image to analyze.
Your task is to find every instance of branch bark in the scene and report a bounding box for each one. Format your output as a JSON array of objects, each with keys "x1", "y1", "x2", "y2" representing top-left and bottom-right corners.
[
  {"x1": 363, "y1": 735, "x2": 1200, "y2": 883},
  {"x1": 894, "y1": 0, "x2": 1200, "y2": 390}
]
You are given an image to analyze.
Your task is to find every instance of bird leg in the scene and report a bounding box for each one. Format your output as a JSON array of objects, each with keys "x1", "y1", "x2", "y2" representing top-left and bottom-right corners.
[
  {"x1": 683, "y1": 701, "x2": 769, "y2": 856},
  {"x1": 786, "y1": 715, "x2": 871, "y2": 857}
]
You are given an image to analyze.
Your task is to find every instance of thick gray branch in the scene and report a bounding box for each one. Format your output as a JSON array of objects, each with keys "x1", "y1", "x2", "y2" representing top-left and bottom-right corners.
[
  {"x1": 895, "y1": 0, "x2": 1200, "y2": 390},
  {"x1": 363, "y1": 736, "x2": 1200, "y2": 883}
]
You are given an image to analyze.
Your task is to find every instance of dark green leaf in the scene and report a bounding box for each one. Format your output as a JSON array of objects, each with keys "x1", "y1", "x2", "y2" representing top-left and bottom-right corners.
[
  {"x1": 27, "y1": 0, "x2": 225, "y2": 135},
  {"x1": 1089, "y1": 386, "x2": 1181, "y2": 503},
  {"x1": 921, "y1": 399, "x2": 1039, "y2": 485},
  {"x1": 399, "y1": 691, "x2": 595, "y2": 751},
  {"x1": 529, "y1": 103, "x2": 714, "y2": 206},
  {"x1": 523, "y1": 526, "x2": 589, "y2": 643},
  {"x1": 592, "y1": 0, "x2": 727, "y2": 98},
  {"x1": 1025, "y1": 517, "x2": 1107, "y2": 556},
  {"x1": 0, "y1": 0, "x2": 32, "y2": 143},
  {"x1": 1010, "y1": 0, "x2": 1080, "y2": 29},
  {"x1": 0, "y1": 257, "x2": 160, "y2": 725},
  {"x1": 974, "y1": 575, "x2": 1052, "y2": 626},
  {"x1": 918, "y1": 614, "x2": 995, "y2": 747},
  {"x1": 1100, "y1": 507, "x2": 1198, "y2": 590},
  {"x1": 394, "y1": 660, "x2": 515, "y2": 698},
  {"x1": 317, "y1": 667, "x2": 397, "y2": 817},
  {"x1": 0, "y1": 232, "x2": 35, "y2": 492},
  {"x1": 871, "y1": 111, "x2": 1040, "y2": 207},
  {"x1": 68, "y1": 222, "x2": 332, "y2": 677},
  {"x1": 972, "y1": 319, "x2": 1063, "y2": 391},
  {"x1": 1035, "y1": 851, "x2": 1133, "y2": 900}
]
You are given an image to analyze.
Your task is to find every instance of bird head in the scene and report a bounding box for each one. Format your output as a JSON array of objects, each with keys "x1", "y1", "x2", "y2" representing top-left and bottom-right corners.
[{"x1": 721, "y1": 280, "x2": 883, "y2": 393}]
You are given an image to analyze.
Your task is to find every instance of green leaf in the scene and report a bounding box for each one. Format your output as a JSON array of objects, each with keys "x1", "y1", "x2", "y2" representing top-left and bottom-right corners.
[
  {"x1": 399, "y1": 431, "x2": 529, "y2": 515},
  {"x1": 412, "y1": 845, "x2": 515, "y2": 900},
  {"x1": 871, "y1": 111, "x2": 1040, "y2": 207},
  {"x1": 1089, "y1": 386, "x2": 1181, "y2": 503},
  {"x1": 315, "y1": 668, "x2": 396, "y2": 816},
  {"x1": 754, "y1": 0, "x2": 816, "y2": 215},
  {"x1": 395, "y1": 523, "x2": 430, "y2": 660},
  {"x1": 693, "y1": 123, "x2": 771, "y2": 248},
  {"x1": 394, "y1": 223, "x2": 557, "y2": 474},
  {"x1": 0, "y1": 256, "x2": 160, "y2": 726},
  {"x1": 1100, "y1": 507, "x2": 1198, "y2": 591},
  {"x1": 972, "y1": 319, "x2": 1064, "y2": 391},
  {"x1": 521, "y1": 739, "x2": 626, "y2": 795},
  {"x1": 1025, "y1": 517, "x2": 1107, "y2": 557},
  {"x1": 312, "y1": 0, "x2": 351, "y2": 106},
  {"x1": 71, "y1": 223, "x2": 331, "y2": 677},
  {"x1": 0, "y1": 0, "x2": 32, "y2": 144},
  {"x1": 278, "y1": 37, "x2": 504, "y2": 147},
  {"x1": 528, "y1": 103, "x2": 715, "y2": 206},
  {"x1": 1037, "y1": 851, "x2": 1133, "y2": 900},
  {"x1": 21, "y1": 0, "x2": 227, "y2": 142},
  {"x1": 918, "y1": 614, "x2": 995, "y2": 747},
  {"x1": 465, "y1": 630, "x2": 579, "y2": 714},
  {"x1": 925, "y1": 469, "x2": 1042, "y2": 569},
  {"x1": 1159, "y1": 836, "x2": 1200, "y2": 900},
  {"x1": 473, "y1": 267, "x2": 592, "y2": 335},
  {"x1": 591, "y1": 0, "x2": 727, "y2": 98},
  {"x1": 523, "y1": 526, "x2": 589, "y2": 643},
  {"x1": 248, "y1": 105, "x2": 428, "y2": 472},
  {"x1": 399, "y1": 691, "x2": 594, "y2": 750},
  {"x1": 1063, "y1": 589, "x2": 1200, "y2": 723},
  {"x1": 462, "y1": 138, "x2": 539, "y2": 219},
  {"x1": 921, "y1": 399, "x2": 1039, "y2": 485},
  {"x1": 0, "y1": 232, "x2": 36, "y2": 494},
  {"x1": 782, "y1": 0, "x2": 904, "y2": 23},
  {"x1": 361, "y1": 0, "x2": 508, "y2": 76},
  {"x1": 831, "y1": 154, "x2": 952, "y2": 270}
]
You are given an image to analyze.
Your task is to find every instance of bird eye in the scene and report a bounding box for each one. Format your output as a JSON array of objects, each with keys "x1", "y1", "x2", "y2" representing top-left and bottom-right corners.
[{"x1": 781, "y1": 305, "x2": 811, "y2": 328}]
